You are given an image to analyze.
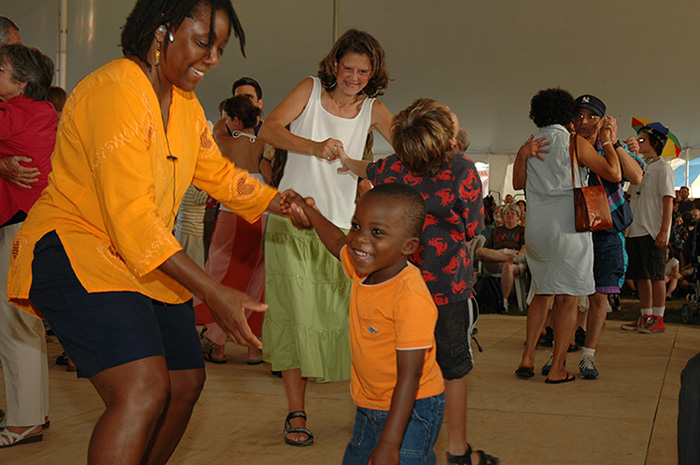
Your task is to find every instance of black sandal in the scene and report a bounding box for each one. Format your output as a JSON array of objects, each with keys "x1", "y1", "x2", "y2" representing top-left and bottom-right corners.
[
  {"x1": 447, "y1": 444, "x2": 500, "y2": 465},
  {"x1": 284, "y1": 411, "x2": 314, "y2": 447}
]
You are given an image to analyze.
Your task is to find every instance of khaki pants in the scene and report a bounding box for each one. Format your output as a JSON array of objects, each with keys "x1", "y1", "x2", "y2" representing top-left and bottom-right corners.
[{"x1": 0, "y1": 222, "x2": 49, "y2": 427}]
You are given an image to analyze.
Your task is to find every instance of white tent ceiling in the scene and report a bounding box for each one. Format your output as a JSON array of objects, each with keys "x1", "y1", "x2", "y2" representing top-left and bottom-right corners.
[{"x1": 6, "y1": 0, "x2": 700, "y2": 192}]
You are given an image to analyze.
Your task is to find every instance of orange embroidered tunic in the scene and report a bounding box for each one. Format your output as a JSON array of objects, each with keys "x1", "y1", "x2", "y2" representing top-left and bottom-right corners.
[{"x1": 8, "y1": 58, "x2": 277, "y2": 317}]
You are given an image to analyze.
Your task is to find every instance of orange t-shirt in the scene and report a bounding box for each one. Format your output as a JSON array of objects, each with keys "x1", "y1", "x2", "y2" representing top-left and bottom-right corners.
[
  {"x1": 8, "y1": 58, "x2": 276, "y2": 316},
  {"x1": 341, "y1": 246, "x2": 444, "y2": 411}
]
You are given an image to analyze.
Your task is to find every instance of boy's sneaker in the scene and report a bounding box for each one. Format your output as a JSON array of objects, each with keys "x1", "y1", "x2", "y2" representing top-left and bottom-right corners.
[
  {"x1": 640, "y1": 316, "x2": 665, "y2": 334},
  {"x1": 579, "y1": 355, "x2": 599, "y2": 379},
  {"x1": 621, "y1": 314, "x2": 651, "y2": 331}
]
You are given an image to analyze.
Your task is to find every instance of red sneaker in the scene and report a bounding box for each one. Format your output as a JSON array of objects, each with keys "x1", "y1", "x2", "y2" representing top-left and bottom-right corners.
[
  {"x1": 621, "y1": 314, "x2": 651, "y2": 331},
  {"x1": 640, "y1": 316, "x2": 665, "y2": 334}
]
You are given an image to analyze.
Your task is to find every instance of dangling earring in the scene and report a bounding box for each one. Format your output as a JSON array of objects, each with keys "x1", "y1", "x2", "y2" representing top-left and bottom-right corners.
[
  {"x1": 154, "y1": 42, "x2": 161, "y2": 66},
  {"x1": 168, "y1": 31, "x2": 174, "y2": 42}
]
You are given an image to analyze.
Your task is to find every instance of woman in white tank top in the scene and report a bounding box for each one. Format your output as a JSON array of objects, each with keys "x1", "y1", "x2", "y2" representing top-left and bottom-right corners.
[{"x1": 258, "y1": 29, "x2": 392, "y2": 447}]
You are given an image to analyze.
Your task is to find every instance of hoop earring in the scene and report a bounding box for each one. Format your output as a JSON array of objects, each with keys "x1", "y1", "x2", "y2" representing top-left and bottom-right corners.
[
  {"x1": 321, "y1": 74, "x2": 337, "y2": 90},
  {"x1": 154, "y1": 42, "x2": 161, "y2": 66},
  {"x1": 364, "y1": 85, "x2": 379, "y2": 98}
]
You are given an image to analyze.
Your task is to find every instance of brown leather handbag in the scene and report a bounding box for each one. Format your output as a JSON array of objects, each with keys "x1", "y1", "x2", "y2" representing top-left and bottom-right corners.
[{"x1": 569, "y1": 135, "x2": 613, "y2": 232}]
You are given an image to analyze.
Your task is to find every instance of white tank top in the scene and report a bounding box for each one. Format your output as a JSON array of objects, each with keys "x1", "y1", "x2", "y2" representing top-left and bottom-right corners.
[{"x1": 278, "y1": 77, "x2": 375, "y2": 229}]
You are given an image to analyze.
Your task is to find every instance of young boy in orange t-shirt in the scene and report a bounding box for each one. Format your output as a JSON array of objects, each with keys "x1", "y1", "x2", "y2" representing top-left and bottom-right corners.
[{"x1": 283, "y1": 183, "x2": 444, "y2": 464}]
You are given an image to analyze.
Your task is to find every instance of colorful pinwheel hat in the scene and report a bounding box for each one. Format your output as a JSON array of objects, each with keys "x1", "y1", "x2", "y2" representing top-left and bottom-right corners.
[{"x1": 632, "y1": 116, "x2": 682, "y2": 157}]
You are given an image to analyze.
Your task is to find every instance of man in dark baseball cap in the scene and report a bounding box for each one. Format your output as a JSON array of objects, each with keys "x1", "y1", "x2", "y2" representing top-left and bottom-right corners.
[
  {"x1": 571, "y1": 94, "x2": 644, "y2": 380},
  {"x1": 574, "y1": 94, "x2": 606, "y2": 117}
]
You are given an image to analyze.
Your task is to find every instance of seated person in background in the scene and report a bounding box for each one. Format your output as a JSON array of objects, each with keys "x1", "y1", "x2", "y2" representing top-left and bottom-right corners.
[
  {"x1": 678, "y1": 186, "x2": 694, "y2": 214},
  {"x1": 476, "y1": 203, "x2": 526, "y2": 311},
  {"x1": 503, "y1": 194, "x2": 514, "y2": 205},
  {"x1": 665, "y1": 246, "x2": 681, "y2": 300}
]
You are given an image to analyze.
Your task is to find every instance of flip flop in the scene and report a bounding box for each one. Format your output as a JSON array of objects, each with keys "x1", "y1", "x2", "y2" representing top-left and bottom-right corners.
[
  {"x1": 515, "y1": 366, "x2": 534, "y2": 379},
  {"x1": 545, "y1": 373, "x2": 576, "y2": 384}
]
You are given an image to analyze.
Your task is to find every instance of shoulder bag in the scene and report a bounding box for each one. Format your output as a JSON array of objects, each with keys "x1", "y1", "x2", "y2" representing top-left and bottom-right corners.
[{"x1": 569, "y1": 135, "x2": 613, "y2": 232}]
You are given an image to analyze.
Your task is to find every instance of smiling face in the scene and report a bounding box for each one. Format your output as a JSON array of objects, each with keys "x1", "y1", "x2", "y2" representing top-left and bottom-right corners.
[
  {"x1": 158, "y1": 6, "x2": 230, "y2": 92},
  {"x1": 346, "y1": 194, "x2": 418, "y2": 284},
  {"x1": 504, "y1": 208, "x2": 519, "y2": 228},
  {"x1": 333, "y1": 52, "x2": 372, "y2": 97}
]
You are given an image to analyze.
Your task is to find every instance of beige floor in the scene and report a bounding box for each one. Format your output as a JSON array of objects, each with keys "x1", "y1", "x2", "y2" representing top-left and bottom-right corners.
[{"x1": 1, "y1": 314, "x2": 695, "y2": 465}]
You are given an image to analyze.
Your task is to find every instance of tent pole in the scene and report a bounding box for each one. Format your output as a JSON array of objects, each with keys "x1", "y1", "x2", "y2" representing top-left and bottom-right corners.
[
  {"x1": 57, "y1": 0, "x2": 68, "y2": 89},
  {"x1": 332, "y1": 0, "x2": 339, "y2": 42},
  {"x1": 686, "y1": 148, "x2": 690, "y2": 188}
]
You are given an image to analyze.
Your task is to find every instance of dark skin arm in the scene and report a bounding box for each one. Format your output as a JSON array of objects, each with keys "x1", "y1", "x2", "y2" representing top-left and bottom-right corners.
[
  {"x1": 368, "y1": 349, "x2": 425, "y2": 465},
  {"x1": 157, "y1": 191, "x2": 309, "y2": 351},
  {"x1": 158, "y1": 250, "x2": 266, "y2": 349}
]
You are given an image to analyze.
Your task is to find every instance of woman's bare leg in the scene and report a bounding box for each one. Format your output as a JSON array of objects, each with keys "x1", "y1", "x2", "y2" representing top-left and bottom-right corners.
[
  {"x1": 282, "y1": 368, "x2": 309, "y2": 443},
  {"x1": 548, "y1": 295, "x2": 578, "y2": 381},
  {"x1": 520, "y1": 294, "x2": 554, "y2": 369},
  {"x1": 87, "y1": 357, "x2": 170, "y2": 465},
  {"x1": 142, "y1": 368, "x2": 205, "y2": 465}
]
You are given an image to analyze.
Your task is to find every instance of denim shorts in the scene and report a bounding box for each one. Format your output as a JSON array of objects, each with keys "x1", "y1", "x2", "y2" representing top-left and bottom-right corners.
[
  {"x1": 434, "y1": 298, "x2": 477, "y2": 380},
  {"x1": 592, "y1": 230, "x2": 627, "y2": 293},
  {"x1": 29, "y1": 231, "x2": 205, "y2": 378},
  {"x1": 342, "y1": 393, "x2": 445, "y2": 465}
]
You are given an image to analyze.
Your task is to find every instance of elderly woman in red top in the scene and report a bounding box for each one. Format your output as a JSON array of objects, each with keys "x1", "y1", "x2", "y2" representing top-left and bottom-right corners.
[{"x1": 0, "y1": 43, "x2": 56, "y2": 447}]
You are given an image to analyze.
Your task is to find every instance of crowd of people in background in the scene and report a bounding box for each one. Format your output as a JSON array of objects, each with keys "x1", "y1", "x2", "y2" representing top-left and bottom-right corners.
[{"x1": 1, "y1": 1, "x2": 700, "y2": 464}]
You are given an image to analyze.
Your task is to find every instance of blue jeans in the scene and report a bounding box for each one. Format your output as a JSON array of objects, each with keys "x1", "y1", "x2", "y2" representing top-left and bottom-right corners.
[
  {"x1": 679, "y1": 352, "x2": 700, "y2": 464},
  {"x1": 342, "y1": 393, "x2": 445, "y2": 465}
]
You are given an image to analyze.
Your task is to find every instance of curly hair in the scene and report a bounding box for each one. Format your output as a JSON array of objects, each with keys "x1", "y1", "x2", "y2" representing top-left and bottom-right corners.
[
  {"x1": 363, "y1": 183, "x2": 426, "y2": 239},
  {"x1": 317, "y1": 29, "x2": 389, "y2": 97},
  {"x1": 391, "y1": 98, "x2": 455, "y2": 177},
  {"x1": 121, "y1": 0, "x2": 244, "y2": 69},
  {"x1": 218, "y1": 95, "x2": 261, "y2": 130},
  {"x1": 529, "y1": 88, "x2": 575, "y2": 128},
  {"x1": 0, "y1": 44, "x2": 54, "y2": 101}
]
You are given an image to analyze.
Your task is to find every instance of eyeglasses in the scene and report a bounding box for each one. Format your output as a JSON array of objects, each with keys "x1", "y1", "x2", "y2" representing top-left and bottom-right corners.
[{"x1": 574, "y1": 113, "x2": 601, "y2": 122}]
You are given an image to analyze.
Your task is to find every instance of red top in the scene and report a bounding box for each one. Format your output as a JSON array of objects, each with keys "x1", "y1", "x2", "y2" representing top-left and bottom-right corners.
[{"x1": 0, "y1": 94, "x2": 57, "y2": 225}]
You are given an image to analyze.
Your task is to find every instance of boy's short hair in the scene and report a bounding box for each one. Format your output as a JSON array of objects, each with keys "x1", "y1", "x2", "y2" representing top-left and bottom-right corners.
[
  {"x1": 364, "y1": 183, "x2": 426, "y2": 238},
  {"x1": 391, "y1": 98, "x2": 455, "y2": 177}
]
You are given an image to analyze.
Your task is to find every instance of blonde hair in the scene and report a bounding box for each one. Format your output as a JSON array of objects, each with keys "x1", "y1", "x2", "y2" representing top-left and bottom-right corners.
[{"x1": 391, "y1": 98, "x2": 455, "y2": 176}]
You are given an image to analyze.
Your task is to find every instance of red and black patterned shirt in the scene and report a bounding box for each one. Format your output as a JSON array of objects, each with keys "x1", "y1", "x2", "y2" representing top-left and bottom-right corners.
[{"x1": 366, "y1": 153, "x2": 484, "y2": 305}]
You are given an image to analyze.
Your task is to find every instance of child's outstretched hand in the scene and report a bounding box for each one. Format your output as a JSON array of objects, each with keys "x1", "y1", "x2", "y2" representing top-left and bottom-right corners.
[
  {"x1": 280, "y1": 189, "x2": 315, "y2": 229},
  {"x1": 336, "y1": 147, "x2": 351, "y2": 173}
]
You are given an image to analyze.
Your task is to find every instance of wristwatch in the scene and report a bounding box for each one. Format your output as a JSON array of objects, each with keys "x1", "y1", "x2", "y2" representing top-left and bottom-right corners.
[{"x1": 613, "y1": 140, "x2": 622, "y2": 149}]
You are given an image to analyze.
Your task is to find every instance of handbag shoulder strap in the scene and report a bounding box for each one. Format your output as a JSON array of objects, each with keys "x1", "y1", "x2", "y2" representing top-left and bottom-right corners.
[
  {"x1": 569, "y1": 134, "x2": 605, "y2": 188},
  {"x1": 569, "y1": 134, "x2": 581, "y2": 188}
]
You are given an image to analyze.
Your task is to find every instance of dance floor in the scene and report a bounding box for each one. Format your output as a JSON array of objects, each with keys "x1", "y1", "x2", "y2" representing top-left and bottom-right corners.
[{"x1": 2, "y1": 314, "x2": 695, "y2": 464}]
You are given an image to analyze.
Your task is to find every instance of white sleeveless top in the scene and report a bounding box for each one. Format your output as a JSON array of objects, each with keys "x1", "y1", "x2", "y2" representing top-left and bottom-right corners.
[{"x1": 278, "y1": 77, "x2": 375, "y2": 229}]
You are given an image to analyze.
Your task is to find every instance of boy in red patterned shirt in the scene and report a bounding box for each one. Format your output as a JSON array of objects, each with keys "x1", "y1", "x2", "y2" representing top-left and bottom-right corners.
[{"x1": 339, "y1": 99, "x2": 497, "y2": 465}]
